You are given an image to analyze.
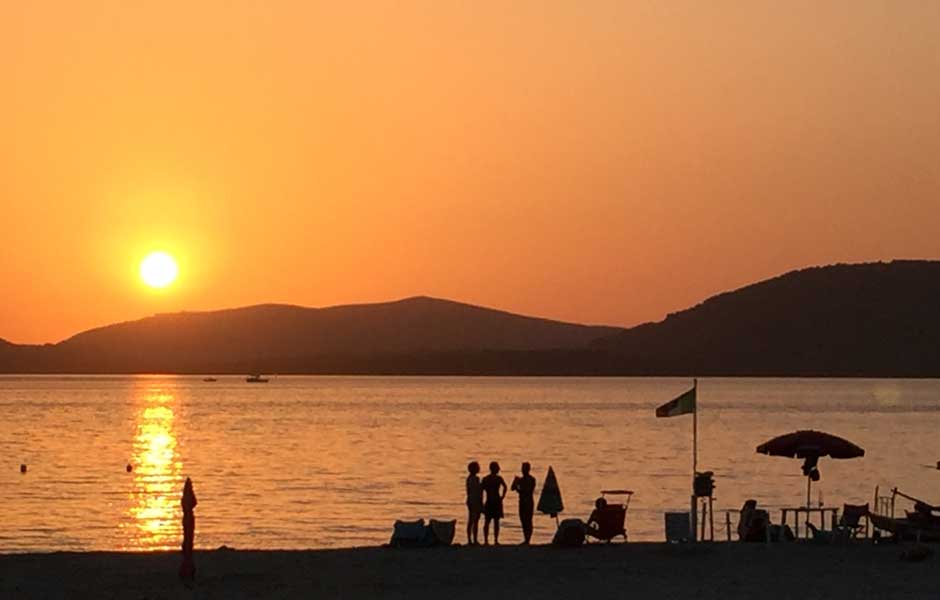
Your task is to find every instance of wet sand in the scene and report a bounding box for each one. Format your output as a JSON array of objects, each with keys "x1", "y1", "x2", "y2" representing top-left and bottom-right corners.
[{"x1": 1, "y1": 542, "x2": 936, "y2": 599}]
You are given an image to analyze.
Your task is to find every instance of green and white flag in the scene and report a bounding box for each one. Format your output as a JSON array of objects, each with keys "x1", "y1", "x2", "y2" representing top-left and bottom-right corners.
[{"x1": 655, "y1": 386, "x2": 696, "y2": 418}]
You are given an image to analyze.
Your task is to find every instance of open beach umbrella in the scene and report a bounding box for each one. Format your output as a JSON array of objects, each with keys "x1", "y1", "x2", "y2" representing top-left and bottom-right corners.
[
  {"x1": 537, "y1": 466, "x2": 564, "y2": 522},
  {"x1": 756, "y1": 430, "x2": 864, "y2": 508}
]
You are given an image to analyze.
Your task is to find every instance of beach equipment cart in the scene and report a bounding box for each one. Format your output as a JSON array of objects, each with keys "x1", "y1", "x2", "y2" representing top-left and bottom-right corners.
[{"x1": 585, "y1": 489, "x2": 633, "y2": 543}]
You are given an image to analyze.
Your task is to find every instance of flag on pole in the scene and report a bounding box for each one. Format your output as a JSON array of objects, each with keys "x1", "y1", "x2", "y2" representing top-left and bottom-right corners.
[
  {"x1": 655, "y1": 386, "x2": 696, "y2": 418},
  {"x1": 655, "y1": 380, "x2": 699, "y2": 541}
]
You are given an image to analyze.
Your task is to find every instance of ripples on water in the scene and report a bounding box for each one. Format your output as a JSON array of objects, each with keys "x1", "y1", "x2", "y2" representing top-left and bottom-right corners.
[{"x1": 0, "y1": 376, "x2": 936, "y2": 551}]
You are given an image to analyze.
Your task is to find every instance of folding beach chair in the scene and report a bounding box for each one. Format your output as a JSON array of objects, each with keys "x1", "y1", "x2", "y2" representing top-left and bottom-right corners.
[
  {"x1": 839, "y1": 503, "x2": 869, "y2": 539},
  {"x1": 585, "y1": 490, "x2": 633, "y2": 543}
]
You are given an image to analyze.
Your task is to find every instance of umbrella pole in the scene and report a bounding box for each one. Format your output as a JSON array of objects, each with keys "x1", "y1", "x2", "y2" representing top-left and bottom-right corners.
[
  {"x1": 691, "y1": 378, "x2": 698, "y2": 543},
  {"x1": 806, "y1": 475, "x2": 812, "y2": 512}
]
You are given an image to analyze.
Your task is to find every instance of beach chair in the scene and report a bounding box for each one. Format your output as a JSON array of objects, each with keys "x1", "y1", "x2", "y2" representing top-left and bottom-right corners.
[
  {"x1": 838, "y1": 503, "x2": 869, "y2": 539},
  {"x1": 585, "y1": 490, "x2": 633, "y2": 543}
]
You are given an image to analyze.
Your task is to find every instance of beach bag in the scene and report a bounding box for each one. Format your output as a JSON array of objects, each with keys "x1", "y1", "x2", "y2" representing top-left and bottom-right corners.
[
  {"x1": 427, "y1": 519, "x2": 456, "y2": 546},
  {"x1": 390, "y1": 519, "x2": 427, "y2": 547},
  {"x1": 552, "y1": 519, "x2": 585, "y2": 547},
  {"x1": 770, "y1": 524, "x2": 795, "y2": 542}
]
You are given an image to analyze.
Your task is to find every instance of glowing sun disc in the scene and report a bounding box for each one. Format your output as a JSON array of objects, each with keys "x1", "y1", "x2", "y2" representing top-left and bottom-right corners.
[{"x1": 140, "y1": 252, "x2": 178, "y2": 288}]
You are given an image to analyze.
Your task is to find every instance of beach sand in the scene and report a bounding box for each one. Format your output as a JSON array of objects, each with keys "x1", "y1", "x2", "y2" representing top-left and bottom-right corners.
[{"x1": 1, "y1": 542, "x2": 936, "y2": 599}]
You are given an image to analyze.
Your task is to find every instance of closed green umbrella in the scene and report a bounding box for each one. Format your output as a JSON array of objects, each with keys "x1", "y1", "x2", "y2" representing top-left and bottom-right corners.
[{"x1": 537, "y1": 466, "x2": 564, "y2": 523}]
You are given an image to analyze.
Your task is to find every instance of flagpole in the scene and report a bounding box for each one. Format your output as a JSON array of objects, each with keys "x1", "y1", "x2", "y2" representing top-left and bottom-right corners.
[
  {"x1": 693, "y1": 378, "x2": 698, "y2": 482},
  {"x1": 691, "y1": 378, "x2": 698, "y2": 542}
]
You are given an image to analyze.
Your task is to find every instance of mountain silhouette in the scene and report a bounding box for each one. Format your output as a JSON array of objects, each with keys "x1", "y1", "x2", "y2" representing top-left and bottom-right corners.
[
  {"x1": 0, "y1": 297, "x2": 619, "y2": 374},
  {"x1": 591, "y1": 260, "x2": 940, "y2": 376},
  {"x1": 1, "y1": 261, "x2": 938, "y2": 376}
]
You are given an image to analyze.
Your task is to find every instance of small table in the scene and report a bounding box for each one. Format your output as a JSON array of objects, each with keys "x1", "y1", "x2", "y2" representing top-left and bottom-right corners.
[{"x1": 780, "y1": 507, "x2": 839, "y2": 539}]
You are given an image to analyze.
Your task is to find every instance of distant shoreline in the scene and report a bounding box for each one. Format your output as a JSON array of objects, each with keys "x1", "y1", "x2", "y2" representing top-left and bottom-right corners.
[{"x1": 1, "y1": 372, "x2": 939, "y2": 379}]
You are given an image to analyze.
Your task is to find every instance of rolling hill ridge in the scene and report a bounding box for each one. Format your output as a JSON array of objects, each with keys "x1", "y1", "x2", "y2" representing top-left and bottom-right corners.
[{"x1": 1, "y1": 261, "x2": 938, "y2": 376}]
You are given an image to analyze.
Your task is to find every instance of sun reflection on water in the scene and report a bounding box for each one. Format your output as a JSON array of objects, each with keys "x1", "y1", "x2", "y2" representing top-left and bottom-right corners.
[{"x1": 125, "y1": 390, "x2": 183, "y2": 550}]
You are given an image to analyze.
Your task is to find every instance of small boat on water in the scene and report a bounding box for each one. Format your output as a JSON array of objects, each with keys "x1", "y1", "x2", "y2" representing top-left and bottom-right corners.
[{"x1": 246, "y1": 374, "x2": 269, "y2": 383}]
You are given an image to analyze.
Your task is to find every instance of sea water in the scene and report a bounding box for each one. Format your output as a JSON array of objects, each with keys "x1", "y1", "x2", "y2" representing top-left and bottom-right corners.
[{"x1": 0, "y1": 376, "x2": 936, "y2": 551}]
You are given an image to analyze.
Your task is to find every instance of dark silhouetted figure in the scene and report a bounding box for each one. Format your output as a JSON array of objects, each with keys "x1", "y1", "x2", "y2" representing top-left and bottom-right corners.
[
  {"x1": 481, "y1": 461, "x2": 507, "y2": 545},
  {"x1": 19, "y1": 464, "x2": 26, "y2": 474},
  {"x1": 511, "y1": 462, "x2": 537, "y2": 544},
  {"x1": 465, "y1": 461, "x2": 483, "y2": 545},
  {"x1": 179, "y1": 478, "x2": 198, "y2": 582},
  {"x1": 586, "y1": 496, "x2": 608, "y2": 534}
]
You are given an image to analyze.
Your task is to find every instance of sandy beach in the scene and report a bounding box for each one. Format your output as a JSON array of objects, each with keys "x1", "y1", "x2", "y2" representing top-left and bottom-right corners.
[{"x1": 1, "y1": 542, "x2": 936, "y2": 599}]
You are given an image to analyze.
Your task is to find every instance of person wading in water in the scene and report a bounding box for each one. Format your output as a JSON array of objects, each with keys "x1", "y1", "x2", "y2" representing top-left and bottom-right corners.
[
  {"x1": 511, "y1": 462, "x2": 537, "y2": 544},
  {"x1": 481, "y1": 461, "x2": 507, "y2": 545}
]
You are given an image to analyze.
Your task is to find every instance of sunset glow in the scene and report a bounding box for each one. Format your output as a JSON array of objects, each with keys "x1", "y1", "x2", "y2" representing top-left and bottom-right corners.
[
  {"x1": 127, "y1": 391, "x2": 182, "y2": 550},
  {"x1": 3, "y1": 4, "x2": 940, "y2": 595},
  {"x1": 2, "y1": 2, "x2": 939, "y2": 344}
]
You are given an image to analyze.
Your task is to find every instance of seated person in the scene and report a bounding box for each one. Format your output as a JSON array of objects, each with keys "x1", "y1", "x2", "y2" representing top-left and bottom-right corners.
[
  {"x1": 585, "y1": 497, "x2": 626, "y2": 540},
  {"x1": 738, "y1": 499, "x2": 770, "y2": 542},
  {"x1": 586, "y1": 497, "x2": 609, "y2": 534}
]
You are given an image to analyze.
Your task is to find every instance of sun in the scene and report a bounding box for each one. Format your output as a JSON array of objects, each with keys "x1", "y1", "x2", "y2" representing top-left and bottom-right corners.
[{"x1": 140, "y1": 251, "x2": 179, "y2": 289}]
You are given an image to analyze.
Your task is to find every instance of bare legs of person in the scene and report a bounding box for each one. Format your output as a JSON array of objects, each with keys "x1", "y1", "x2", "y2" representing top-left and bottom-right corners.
[
  {"x1": 483, "y1": 516, "x2": 499, "y2": 546},
  {"x1": 483, "y1": 517, "x2": 500, "y2": 545},
  {"x1": 467, "y1": 510, "x2": 480, "y2": 545},
  {"x1": 521, "y1": 513, "x2": 533, "y2": 544}
]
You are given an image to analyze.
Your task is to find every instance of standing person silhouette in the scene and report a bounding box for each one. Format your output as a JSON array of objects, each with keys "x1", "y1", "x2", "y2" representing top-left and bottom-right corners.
[
  {"x1": 179, "y1": 478, "x2": 198, "y2": 582},
  {"x1": 511, "y1": 462, "x2": 537, "y2": 544},
  {"x1": 481, "y1": 461, "x2": 507, "y2": 545},
  {"x1": 465, "y1": 461, "x2": 483, "y2": 545}
]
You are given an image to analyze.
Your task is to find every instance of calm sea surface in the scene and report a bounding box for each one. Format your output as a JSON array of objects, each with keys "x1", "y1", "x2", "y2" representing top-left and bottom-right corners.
[{"x1": 0, "y1": 376, "x2": 936, "y2": 552}]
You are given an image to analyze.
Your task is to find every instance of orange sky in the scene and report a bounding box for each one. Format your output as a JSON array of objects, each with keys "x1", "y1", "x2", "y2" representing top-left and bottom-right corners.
[{"x1": 2, "y1": 1, "x2": 939, "y2": 344}]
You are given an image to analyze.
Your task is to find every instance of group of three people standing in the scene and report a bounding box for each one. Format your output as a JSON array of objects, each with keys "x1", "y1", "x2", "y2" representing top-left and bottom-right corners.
[{"x1": 465, "y1": 460, "x2": 536, "y2": 545}]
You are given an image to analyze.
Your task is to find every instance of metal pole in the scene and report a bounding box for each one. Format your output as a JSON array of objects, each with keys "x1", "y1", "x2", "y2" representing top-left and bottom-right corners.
[
  {"x1": 690, "y1": 378, "x2": 698, "y2": 542},
  {"x1": 693, "y1": 379, "x2": 698, "y2": 478},
  {"x1": 709, "y1": 497, "x2": 715, "y2": 541},
  {"x1": 701, "y1": 499, "x2": 707, "y2": 540}
]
